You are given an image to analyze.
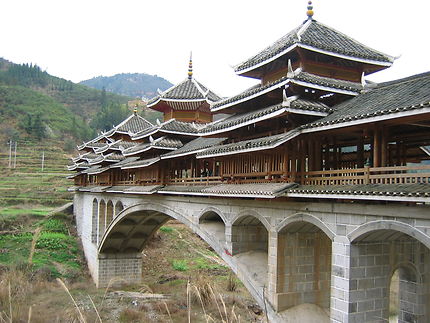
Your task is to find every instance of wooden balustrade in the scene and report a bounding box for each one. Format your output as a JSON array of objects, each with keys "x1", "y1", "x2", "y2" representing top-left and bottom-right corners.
[
  {"x1": 81, "y1": 165, "x2": 430, "y2": 187},
  {"x1": 300, "y1": 165, "x2": 430, "y2": 185},
  {"x1": 167, "y1": 176, "x2": 222, "y2": 185}
]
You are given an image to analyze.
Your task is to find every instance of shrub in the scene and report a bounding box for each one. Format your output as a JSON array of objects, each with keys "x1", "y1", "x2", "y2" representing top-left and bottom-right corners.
[
  {"x1": 171, "y1": 259, "x2": 188, "y2": 272},
  {"x1": 40, "y1": 218, "x2": 68, "y2": 234}
]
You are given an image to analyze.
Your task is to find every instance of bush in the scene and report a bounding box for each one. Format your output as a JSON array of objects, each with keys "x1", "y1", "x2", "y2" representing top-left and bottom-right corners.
[
  {"x1": 40, "y1": 218, "x2": 68, "y2": 234},
  {"x1": 172, "y1": 259, "x2": 188, "y2": 272},
  {"x1": 159, "y1": 226, "x2": 173, "y2": 233}
]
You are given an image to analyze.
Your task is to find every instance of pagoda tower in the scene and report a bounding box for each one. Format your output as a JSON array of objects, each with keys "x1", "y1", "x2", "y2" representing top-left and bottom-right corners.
[{"x1": 147, "y1": 55, "x2": 221, "y2": 123}]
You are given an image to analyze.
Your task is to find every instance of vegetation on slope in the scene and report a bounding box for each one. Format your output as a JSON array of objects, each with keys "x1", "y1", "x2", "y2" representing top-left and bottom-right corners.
[
  {"x1": 80, "y1": 73, "x2": 173, "y2": 99},
  {"x1": 0, "y1": 58, "x2": 162, "y2": 143}
]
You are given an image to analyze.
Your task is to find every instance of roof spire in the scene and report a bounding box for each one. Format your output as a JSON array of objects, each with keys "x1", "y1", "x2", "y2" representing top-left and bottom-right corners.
[
  {"x1": 306, "y1": 1, "x2": 314, "y2": 20},
  {"x1": 188, "y1": 52, "x2": 193, "y2": 79}
]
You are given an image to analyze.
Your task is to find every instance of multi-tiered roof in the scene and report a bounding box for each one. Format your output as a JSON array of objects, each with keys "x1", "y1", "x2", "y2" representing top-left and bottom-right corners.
[{"x1": 69, "y1": 3, "x2": 430, "y2": 202}]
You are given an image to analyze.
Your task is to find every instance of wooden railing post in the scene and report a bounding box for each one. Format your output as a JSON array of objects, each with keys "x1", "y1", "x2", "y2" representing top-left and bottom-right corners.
[{"x1": 364, "y1": 166, "x2": 370, "y2": 184}]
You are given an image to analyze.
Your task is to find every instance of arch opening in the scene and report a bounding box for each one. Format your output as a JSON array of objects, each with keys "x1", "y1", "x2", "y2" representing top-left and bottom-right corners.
[
  {"x1": 106, "y1": 201, "x2": 114, "y2": 229},
  {"x1": 91, "y1": 198, "x2": 98, "y2": 244},
  {"x1": 350, "y1": 228, "x2": 428, "y2": 322},
  {"x1": 114, "y1": 201, "x2": 124, "y2": 217},
  {"x1": 98, "y1": 200, "x2": 106, "y2": 244},
  {"x1": 199, "y1": 211, "x2": 225, "y2": 244},
  {"x1": 276, "y1": 221, "x2": 332, "y2": 316},
  {"x1": 231, "y1": 215, "x2": 269, "y2": 289}
]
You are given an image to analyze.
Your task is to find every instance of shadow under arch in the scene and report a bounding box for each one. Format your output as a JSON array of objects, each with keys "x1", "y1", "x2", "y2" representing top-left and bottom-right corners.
[
  {"x1": 98, "y1": 202, "x2": 195, "y2": 253},
  {"x1": 198, "y1": 207, "x2": 226, "y2": 245},
  {"x1": 347, "y1": 220, "x2": 430, "y2": 322},
  {"x1": 347, "y1": 220, "x2": 430, "y2": 249},
  {"x1": 276, "y1": 213, "x2": 335, "y2": 240},
  {"x1": 275, "y1": 213, "x2": 333, "y2": 314},
  {"x1": 230, "y1": 208, "x2": 271, "y2": 231}
]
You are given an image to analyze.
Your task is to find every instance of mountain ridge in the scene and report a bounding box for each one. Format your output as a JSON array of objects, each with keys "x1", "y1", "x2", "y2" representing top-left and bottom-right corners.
[{"x1": 80, "y1": 72, "x2": 173, "y2": 99}]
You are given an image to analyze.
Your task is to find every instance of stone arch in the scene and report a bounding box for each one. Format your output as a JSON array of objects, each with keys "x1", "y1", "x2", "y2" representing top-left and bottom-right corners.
[
  {"x1": 230, "y1": 209, "x2": 271, "y2": 231},
  {"x1": 91, "y1": 198, "x2": 98, "y2": 243},
  {"x1": 275, "y1": 216, "x2": 332, "y2": 314},
  {"x1": 348, "y1": 220, "x2": 430, "y2": 249},
  {"x1": 99, "y1": 202, "x2": 198, "y2": 253},
  {"x1": 114, "y1": 201, "x2": 124, "y2": 217},
  {"x1": 198, "y1": 207, "x2": 226, "y2": 244},
  {"x1": 276, "y1": 213, "x2": 335, "y2": 240},
  {"x1": 347, "y1": 221, "x2": 430, "y2": 322},
  {"x1": 198, "y1": 206, "x2": 227, "y2": 225},
  {"x1": 98, "y1": 200, "x2": 106, "y2": 243}
]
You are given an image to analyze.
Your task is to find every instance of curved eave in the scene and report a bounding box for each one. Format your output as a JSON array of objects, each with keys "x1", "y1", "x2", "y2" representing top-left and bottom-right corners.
[
  {"x1": 235, "y1": 43, "x2": 393, "y2": 77},
  {"x1": 303, "y1": 104, "x2": 430, "y2": 133},
  {"x1": 197, "y1": 131, "x2": 300, "y2": 159},
  {"x1": 212, "y1": 77, "x2": 359, "y2": 114},
  {"x1": 158, "y1": 190, "x2": 278, "y2": 199},
  {"x1": 148, "y1": 97, "x2": 210, "y2": 106},
  {"x1": 121, "y1": 158, "x2": 160, "y2": 170}
]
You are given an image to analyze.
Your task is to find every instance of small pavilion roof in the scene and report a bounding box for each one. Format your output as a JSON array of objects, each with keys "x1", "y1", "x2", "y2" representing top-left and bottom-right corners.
[
  {"x1": 107, "y1": 112, "x2": 154, "y2": 136},
  {"x1": 131, "y1": 119, "x2": 202, "y2": 140},
  {"x1": 147, "y1": 78, "x2": 221, "y2": 108},
  {"x1": 303, "y1": 72, "x2": 430, "y2": 131},
  {"x1": 211, "y1": 69, "x2": 362, "y2": 112},
  {"x1": 234, "y1": 19, "x2": 394, "y2": 76}
]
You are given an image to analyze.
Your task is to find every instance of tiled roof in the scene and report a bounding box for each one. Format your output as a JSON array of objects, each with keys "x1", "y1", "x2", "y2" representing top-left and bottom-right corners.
[
  {"x1": 159, "y1": 183, "x2": 296, "y2": 198},
  {"x1": 147, "y1": 78, "x2": 221, "y2": 106},
  {"x1": 162, "y1": 137, "x2": 227, "y2": 159},
  {"x1": 211, "y1": 70, "x2": 361, "y2": 112},
  {"x1": 109, "y1": 156, "x2": 140, "y2": 168},
  {"x1": 204, "y1": 100, "x2": 330, "y2": 136},
  {"x1": 121, "y1": 157, "x2": 160, "y2": 169},
  {"x1": 122, "y1": 137, "x2": 183, "y2": 156},
  {"x1": 286, "y1": 184, "x2": 430, "y2": 201},
  {"x1": 304, "y1": 72, "x2": 430, "y2": 129},
  {"x1": 235, "y1": 19, "x2": 393, "y2": 74},
  {"x1": 106, "y1": 185, "x2": 162, "y2": 194},
  {"x1": 67, "y1": 162, "x2": 90, "y2": 171},
  {"x1": 115, "y1": 113, "x2": 154, "y2": 134},
  {"x1": 197, "y1": 130, "x2": 299, "y2": 158},
  {"x1": 159, "y1": 119, "x2": 202, "y2": 134}
]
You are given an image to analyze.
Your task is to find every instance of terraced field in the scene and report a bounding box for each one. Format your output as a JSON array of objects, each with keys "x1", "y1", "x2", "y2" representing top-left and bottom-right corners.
[{"x1": 0, "y1": 140, "x2": 72, "y2": 206}]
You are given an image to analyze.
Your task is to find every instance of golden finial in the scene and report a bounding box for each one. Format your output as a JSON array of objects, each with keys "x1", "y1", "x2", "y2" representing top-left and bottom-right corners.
[
  {"x1": 306, "y1": 1, "x2": 314, "y2": 20},
  {"x1": 133, "y1": 108, "x2": 138, "y2": 115},
  {"x1": 188, "y1": 52, "x2": 193, "y2": 79}
]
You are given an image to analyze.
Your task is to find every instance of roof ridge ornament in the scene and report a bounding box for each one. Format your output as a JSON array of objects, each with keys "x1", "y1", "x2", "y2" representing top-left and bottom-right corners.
[
  {"x1": 188, "y1": 52, "x2": 193, "y2": 79},
  {"x1": 306, "y1": 1, "x2": 314, "y2": 20}
]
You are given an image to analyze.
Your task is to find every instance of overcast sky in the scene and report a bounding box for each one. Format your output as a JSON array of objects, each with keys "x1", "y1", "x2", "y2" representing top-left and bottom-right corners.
[{"x1": 2, "y1": 1, "x2": 429, "y2": 97}]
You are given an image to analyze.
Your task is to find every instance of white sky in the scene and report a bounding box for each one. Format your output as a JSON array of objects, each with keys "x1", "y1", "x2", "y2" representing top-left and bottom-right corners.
[{"x1": 2, "y1": 1, "x2": 429, "y2": 97}]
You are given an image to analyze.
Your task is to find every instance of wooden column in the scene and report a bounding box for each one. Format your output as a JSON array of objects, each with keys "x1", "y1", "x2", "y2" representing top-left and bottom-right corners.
[
  {"x1": 381, "y1": 127, "x2": 388, "y2": 167},
  {"x1": 373, "y1": 125, "x2": 381, "y2": 167},
  {"x1": 357, "y1": 133, "x2": 364, "y2": 168}
]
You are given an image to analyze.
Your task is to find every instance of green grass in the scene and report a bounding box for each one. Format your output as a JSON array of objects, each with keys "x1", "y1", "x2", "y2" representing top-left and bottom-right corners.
[
  {"x1": 0, "y1": 208, "x2": 51, "y2": 217},
  {"x1": 171, "y1": 259, "x2": 188, "y2": 272},
  {"x1": 159, "y1": 226, "x2": 174, "y2": 233}
]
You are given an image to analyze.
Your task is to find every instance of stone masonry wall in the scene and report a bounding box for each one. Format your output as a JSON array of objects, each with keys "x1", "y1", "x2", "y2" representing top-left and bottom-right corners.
[{"x1": 276, "y1": 231, "x2": 332, "y2": 311}]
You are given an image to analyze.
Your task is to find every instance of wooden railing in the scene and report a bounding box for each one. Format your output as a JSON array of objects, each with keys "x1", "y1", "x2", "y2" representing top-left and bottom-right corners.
[
  {"x1": 300, "y1": 165, "x2": 430, "y2": 186},
  {"x1": 167, "y1": 176, "x2": 222, "y2": 185}
]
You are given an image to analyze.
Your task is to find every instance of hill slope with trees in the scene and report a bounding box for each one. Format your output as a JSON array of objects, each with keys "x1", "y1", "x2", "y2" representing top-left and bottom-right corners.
[
  {"x1": 80, "y1": 73, "x2": 173, "y2": 99},
  {"x1": 0, "y1": 58, "x2": 162, "y2": 144}
]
